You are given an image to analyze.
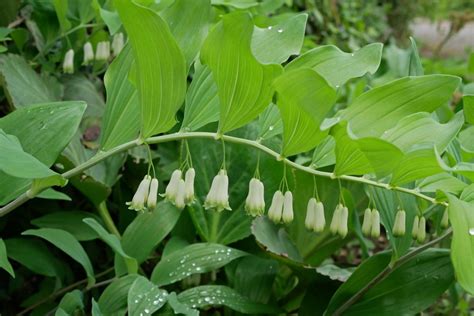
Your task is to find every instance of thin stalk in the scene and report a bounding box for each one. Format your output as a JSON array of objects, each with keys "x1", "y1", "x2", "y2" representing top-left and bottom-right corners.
[
  {"x1": 0, "y1": 132, "x2": 447, "y2": 217},
  {"x1": 97, "y1": 201, "x2": 121, "y2": 238}
]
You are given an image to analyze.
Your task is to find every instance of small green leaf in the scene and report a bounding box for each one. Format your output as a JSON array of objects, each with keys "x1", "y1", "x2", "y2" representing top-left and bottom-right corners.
[
  {"x1": 99, "y1": 275, "x2": 139, "y2": 315},
  {"x1": 0, "y1": 239, "x2": 14, "y2": 277},
  {"x1": 128, "y1": 276, "x2": 168, "y2": 316},
  {"x1": 311, "y1": 135, "x2": 335, "y2": 168},
  {"x1": 53, "y1": 0, "x2": 71, "y2": 33},
  {"x1": 201, "y1": 12, "x2": 282, "y2": 133},
  {"x1": 116, "y1": 0, "x2": 187, "y2": 138},
  {"x1": 56, "y1": 290, "x2": 84, "y2": 316},
  {"x1": 177, "y1": 285, "x2": 281, "y2": 314},
  {"x1": 31, "y1": 211, "x2": 100, "y2": 241},
  {"x1": 251, "y1": 13, "x2": 307, "y2": 64},
  {"x1": 36, "y1": 188, "x2": 71, "y2": 201},
  {"x1": 286, "y1": 43, "x2": 383, "y2": 87},
  {"x1": 83, "y1": 218, "x2": 132, "y2": 260},
  {"x1": 408, "y1": 37, "x2": 424, "y2": 76},
  {"x1": 273, "y1": 68, "x2": 336, "y2": 156},
  {"x1": 446, "y1": 194, "x2": 474, "y2": 294},
  {"x1": 417, "y1": 173, "x2": 467, "y2": 195},
  {"x1": 211, "y1": 0, "x2": 259, "y2": 8},
  {"x1": 122, "y1": 201, "x2": 182, "y2": 263},
  {"x1": 151, "y1": 243, "x2": 247, "y2": 286},
  {"x1": 460, "y1": 184, "x2": 474, "y2": 203},
  {"x1": 167, "y1": 292, "x2": 199, "y2": 316},
  {"x1": 100, "y1": 9, "x2": 121, "y2": 35},
  {"x1": 63, "y1": 75, "x2": 105, "y2": 118},
  {"x1": 257, "y1": 103, "x2": 283, "y2": 141},
  {"x1": 22, "y1": 228, "x2": 95, "y2": 286}
]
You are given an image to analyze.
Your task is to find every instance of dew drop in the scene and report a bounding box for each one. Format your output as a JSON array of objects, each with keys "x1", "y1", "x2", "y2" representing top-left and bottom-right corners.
[
  {"x1": 469, "y1": 228, "x2": 474, "y2": 235},
  {"x1": 268, "y1": 125, "x2": 274, "y2": 131},
  {"x1": 351, "y1": 53, "x2": 354, "y2": 56},
  {"x1": 153, "y1": 300, "x2": 159, "y2": 305},
  {"x1": 267, "y1": 26, "x2": 272, "y2": 30},
  {"x1": 144, "y1": 309, "x2": 150, "y2": 314},
  {"x1": 205, "y1": 297, "x2": 211, "y2": 302},
  {"x1": 277, "y1": 29, "x2": 283, "y2": 33}
]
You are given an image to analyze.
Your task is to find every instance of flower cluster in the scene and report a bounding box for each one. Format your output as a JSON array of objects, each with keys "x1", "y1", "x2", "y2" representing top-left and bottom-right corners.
[
  {"x1": 163, "y1": 168, "x2": 195, "y2": 210},
  {"x1": 126, "y1": 175, "x2": 159, "y2": 211},
  {"x1": 412, "y1": 215, "x2": 426, "y2": 243},
  {"x1": 330, "y1": 204, "x2": 349, "y2": 238},
  {"x1": 305, "y1": 198, "x2": 325, "y2": 233},
  {"x1": 361, "y1": 208, "x2": 381, "y2": 238},
  {"x1": 268, "y1": 191, "x2": 294, "y2": 224}
]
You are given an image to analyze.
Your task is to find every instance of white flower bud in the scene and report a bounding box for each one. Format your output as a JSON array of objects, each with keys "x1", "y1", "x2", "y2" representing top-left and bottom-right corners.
[
  {"x1": 204, "y1": 170, "x2": 231, "y2": 212},
  {"x1": 146, "y1": 178, "x2": 159, "y2": 210},
  {"x1": 282, "y1": 191, "x2": 294, "y2": 224},
  {"x1": 412, "y1": 215, "x2": 420, "y2": 239},
  {"x1": 63, "y1": 49, "x2": 74, "y2": 74},
  {"x1": 112, "y1": 32, "x2": 124, "y2": 56},
  {"x1": 175, "y1": 179, "x2": 186, "y2": 210},
  {"x1": 417, "y1": 216, "x2": 426, "y2": 243},
  {"x1": 268, "y1": 191, "x2": 284, "y2": 223},
  {"x1": 361, "y1": 208, "x2": 372, "y2": 236},
  {"x1": 441, "y1": 208, "x2": 449, "y2": 229},
  {"x1": 313, "y1": 201, "x2": 325, "y2": 233},
  {"x1": 305, "y1": 198, "x2": 317, "y2": 230},
  {"x1": 96, "y1": 41, "x2": 110, "y2": 61},
  {"x1": 338, "y1": 206, "x2": 349, "y2": 238},
  {"x1": 164, "y1": 169, "x2": 182, "y2": 202},
  {"x1": 83, "y1": 42, "x2": 94, "y2": 64},
  {"x1": 330, "y1": 204, "x2": 343, "y2": 235},
  {"x1": 245, "y1": 178, "x2": 265, "y2": 217},
  {"x1": 184, "y1": 168, "x2": 195, "y2": 205},
  {"x1": 370, "y1": 209, "x2": 380, "y2": 238},
  {"x1": 126, "y1": 175, "x2": 151, "y2": 211},
  {"x1": 393, "y1": 209, "x2": 406, "y2": 237}
]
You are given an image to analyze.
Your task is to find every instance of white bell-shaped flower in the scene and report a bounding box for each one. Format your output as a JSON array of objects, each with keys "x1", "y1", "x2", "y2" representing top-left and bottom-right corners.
[
  {"x1": 361, "y1": 208, "x2": 372, "y2": 236},
  {"x1": 393, "y1": 209, "x2": 406, "y2": 237},
  {"x1": 63, "y1": 49, "x2": 74, "y2": 74},
  {"x1": 204, "y1": 169, "x2": 231, "y2": 212},
  {"x1": 330, "y1": 204, "x2": 343, "y2": 235},
  {"x1": 96, "y1": 41, "x2": 110, "y2": 61},
  {"x1": 146, "y1": 178, "x2": 159, "y2": 210},
  {"x1": 313, "y1": 201, "x2": 325, "y2": 233},
  {"x1": 305, "y1": 198, "x2": 317, "y2": 230},
  {"x1": 83, "y1": 42, "x2": 94, "y2": 64},
  {"x1": 126, "y1": 175, "x2": 151, "y2": 211},
  {"x1": 164, "y1": 169, "x2": 182, "y2": 202},
  {"x1": 282, "y1": 191, "x2": 294, "y2": 224},
  {"x1": 370, "y1": 209, "x2": 380, "y2": 238},
  {"x1": 441, "y1": 209, "x2": 449, "y2": 228},
  {"x1": 175, "y1": 179, "x2": 186, "y2": 210},
  {"x1": 338, "y1": 206, "x2": 349, "y2": 238},
  {"x1": 268, "y1": 191, "x2": 284, "y2": 223},
  {"x1": 184, "y1": 168, "x2": 195, "y2": 205},
  {"x1": 412, "y1": 215, "x2": 420, "y2": 239},
  {"x1": 417, "y1": 216, "x2": 426, "y2": 243},
  {"x1": 112, "y1": 32, "x2": 124, "y2": 56},
  {"x1": 245, "y1": 178, "x2": 265, "y2": 217}
]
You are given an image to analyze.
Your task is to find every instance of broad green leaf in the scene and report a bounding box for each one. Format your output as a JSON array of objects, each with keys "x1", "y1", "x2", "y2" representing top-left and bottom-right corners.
[
  {"x1": 340, "y1": 75, "x2": 461, "y2": 138},
  {"x1": 325, "y1": 249, "x2": 453, "y2": 315},
  {"x1": 286, "y1": 43, "x2": 383, "y2": 87},
  {"x1": 316, "y1": 264, "x2": 353, "y2": 282},
  {"x1": 464, "y1": 95, "x2": 474, "y2": 124},
  {"x1": 0, "y1": 129, "x2": 55, "y2": 178},
  {"x1": 273, "y1": 68, "x2": 337, "y2": 156},
  {"x1": 36, "y1": 188, "x2": 71, "y2": 201},
  {"x1": 332, "y1": 122, "x2": 403, "y2": 177},
  {"x1": 390, "y1": 146, "x2": 443, "y2": 186},
  {"x1": 311, "y1": 135, "x2": 335, "y2": 168},
  {"x1": 4, "y1": 238, "x2": 68, "y2": 278},
  {"x1": 122, "y1": 201, "x2": 182, "y2": 263},
  {"x1": 211, "y1": 0, "x2": 258, "y2": 8},
  {"x1": 0, "y1": 54, "x2": 60, "y2": 108},
  {"x1": 201, "y1": 12, "x2": 282, "y2": 133},
  {"x1": 100, "y1": 44, "x2": 139, "y2": 150},
  {"x1": 417, "y1": 173, "x2": 467, "y2": 195},
  {"x1": 116, "y1": 0, "x2": 186, "y2": 138},
  {"x1": 251, "y1": 216, "x2": 303, "y2": 263},
  {"x1": 257, "y1": 103, "x2": 282, "y2": 141},
  {"x1": 460, "y1": 184, "x2": 474, "y2": 203},
  {"x1": 167, "y1": 292, "x2": 199, "y2": 316},
  {"x1": 0, "y1": 239, "x2": 14, "y2": 277},
  {"x1": 56, "y1": 290, "x2": 83, "y2": 316},
  {"x1": 161, "y1": 0, "x2": 211, "y2": 69},
  {"x1": 63, "y1": 75, "x2": 105, "y2": 118},
  {"x1": 22, "y1": 228, "x2": 95, "y2": 286},
  {"x1": 408, "y1": 37, "x2": 424, "y2": 76},
  {"x1": 31, "y1": 211, "x2": 100, "y2": 241},
  {"x1": 99, "y1": 275, "x2": 139, "y2": 315},
  {"x1": 128, "y1": 276, "x2": 168, "y2": 316},
  {"x1": 446, "y1": 194, "x2": 474, "y2": 294},
  {"x1": 52, "y1": 0, "x2": 71, "y2": 33},
  {"x1": 458, "y1": 125, "x2": 474, "y2": 153},
  {"x1": 180, "y1": 62, "x2": 219, "y2": 132},
  {"x1": 83, "y1": 218, "x2": 132, "y2": 260},
  {"x1": 0, "y1": 101, "x2": 86, "y2": 204},
  {"x1": 177, "y1": 285, "x2": 280, "y2": 314},
  {"x1": 151, "y1": 243, "x2": 247, "y2": 286},
  {"x1": 251, "y1": 13, "x2": 307, "y2": 64},
  {"x1": 381, "y1": 111, "x2": 463, "y2": 152}
]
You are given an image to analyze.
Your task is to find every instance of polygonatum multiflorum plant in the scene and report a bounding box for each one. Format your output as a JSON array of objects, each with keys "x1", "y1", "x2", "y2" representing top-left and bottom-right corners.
[{"x1": 0, "y1": 0, "x2": 473, "y2": 314}]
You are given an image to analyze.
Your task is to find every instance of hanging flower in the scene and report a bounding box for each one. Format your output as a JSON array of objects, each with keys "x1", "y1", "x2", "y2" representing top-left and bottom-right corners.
[
  {"x1": 204, "y1": 169, "x2": 231, "y2": 212},
  {"x1": 441, "y1": 209, "x2": 449, "y2": 229},
  {"x1": 393, "y1": 209, "x2": 406, "y2": 237},
  {"x1": 83, "y1": 42, "x2": 94, "y2": 64},
  {"x1": 96, "y1": 41, "x2": 110, "y2": 61},
  {"x1": 63, "y1": 49, "x2": 74, "y2": 74},
  {"x1": 184, "y1": 168, "x2": 195, "y2": 205},
  {"x1": 164, "y1": 169, "x2": 182, "y2": 202},
  {"x1": 282, "y1": 191, "x2": 294, "y2": 224},
  {"x1": 313, "y1": 200, "x2": 325, "y2": 233},
  {"x1": 146, "y1": 178, "x2": 159, "y2": 210},
  {"x1": 417, "y1": 216, "x2": 426, "y2": 243},
  {"x1": 330, "y1": 204, "x2": 343, "y2": 235},
  {"x1": 338, "y1": 206, "x2": 349, "y2": 238},
  {"x1": 112, "y1": 32, "x2": 124, "y2": 56},
  {"x1": 370, "y1": 209, "x2": 380, "y2": 238},
  {"x1": 305, "y1": 198, "x2": 317, "y2": 230},
  {"x1": 361, "y1": 208, "x2": 372, "y2": 237},
  {"x1": 412, "y1": 215, "x2": 420, "y2": 239},
  {"x1": 245, "y1": 178, "x2": 265, "y2": 217},
  {"x1": 126, "y1": 175, "x2": 151, "y2": 211},
  {"x1": 268, "y1": 191, "x2": 284, "y2": 223},
  {"x1": 175, "y1": 179, "x2": 186, "y2": 210}
]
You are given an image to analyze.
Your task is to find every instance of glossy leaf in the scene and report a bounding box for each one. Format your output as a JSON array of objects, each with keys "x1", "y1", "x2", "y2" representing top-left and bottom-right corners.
[
  {"x1": 273, "y1": 68, "x2": 336, "y2": 156},
  {"x1": 447, "y1": 194, "x2": 474, "y2": 294},
  {"x1": 151, "y1": 243, "x2": 247, "y2": 286},
  {"x1": 201, "y1": 12, "x2": 282, "y2": 133},
  {"x1": 325, "y1": 249, "x2": 454, "y2": 315},
  {"x1": 99, "y1": 275, "x2": 139, "y2": 315},
  {"x1": 251, "y1": 13, "x2": 307, "y2": 64},
  {"x1": 340, "y1": 75, "x2": 461, "y2": 138},
  {"x1": 31, "y1": 211, "x2": 100, "y2": 241},
  {"x1": 122, "y1": 201, "x2": 182, "y2": 263},
  {"x1": 177, "y1": 285, "x2": 280, "y2": 314},
  {"x1": 116, "y1": 0, "x2": 187, "y2": 138},
  {"x1": 286, "y1": 43, "x2": 383, "y2": 87},
  {"x1": 22, "y1": 228, "x2": 95, "y2": 286},
  {"x1": 128, "y1": 276, "x2": 168, "y2": 316},
  {"x1": 0, "y1": 239, "x2": 14, "y2": 277}
]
